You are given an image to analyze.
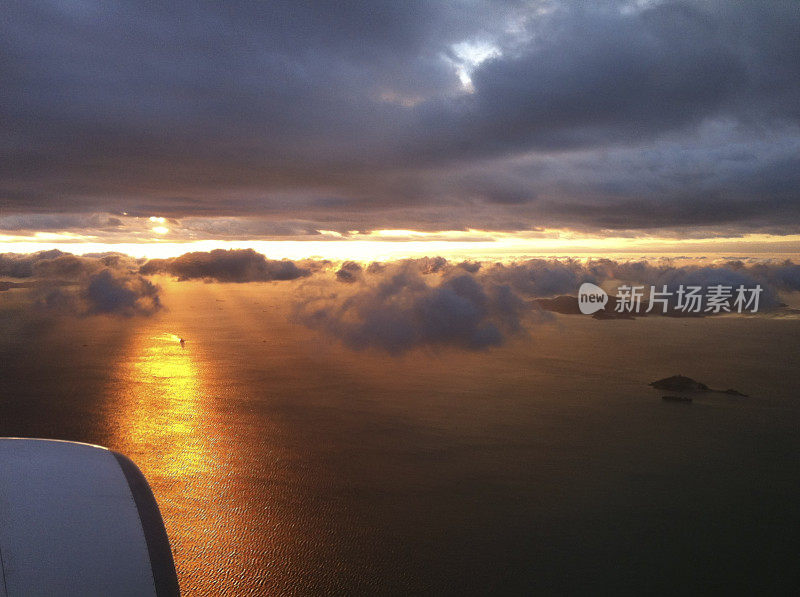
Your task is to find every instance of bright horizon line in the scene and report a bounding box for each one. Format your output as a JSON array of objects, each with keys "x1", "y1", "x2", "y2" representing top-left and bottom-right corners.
[{"x1": 2, "y1": 230, "x2": 800, "y2": 261}]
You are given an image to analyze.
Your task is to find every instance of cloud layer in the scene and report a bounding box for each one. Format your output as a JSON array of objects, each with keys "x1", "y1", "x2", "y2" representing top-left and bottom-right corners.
[
  {"x1": 139, "y1": 249, "x2": 310, "y2": 282},
  {"x1": 292, "y1": 255, "x2": 800, "y2": 353},
  {"x1": 2, "y1": 1, "x2": 799, "y2": 236},
  {"x1": 295, "y1": 262, "x2": 537, "y2": 354},
  {"x1": 1, "y1": 250, "x2": 160, "y2": 316},
  {"x1": 5, "y1": 249, "x2": 800, "y2": 343}
]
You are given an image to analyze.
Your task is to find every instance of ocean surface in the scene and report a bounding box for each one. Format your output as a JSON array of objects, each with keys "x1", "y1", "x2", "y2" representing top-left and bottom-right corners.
[{"x1": 2, "y1": 280, "x2": 800, "y2": 595}]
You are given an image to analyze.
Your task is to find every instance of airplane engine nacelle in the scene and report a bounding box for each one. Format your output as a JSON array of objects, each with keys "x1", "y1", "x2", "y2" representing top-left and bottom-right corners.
[{"x1": 0, "y1": 438, "x2": 180, "y2": 596}]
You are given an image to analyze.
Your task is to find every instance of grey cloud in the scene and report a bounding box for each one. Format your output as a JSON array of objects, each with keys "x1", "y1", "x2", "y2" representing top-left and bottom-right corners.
[
  {"x1": 648, "y1": 266, "x2": 781, "y2": 309},
  {"x1": 82, "y1": 269, "x2": 160, "y2": 315},
  {"x1": 457, "y1": 261, "x2": 481, "y2": 273},
  {"x1": 335, "y1": 261, "x2": 363, "y2": 284},
  {"x1": 483, "y1": 259, "x2": 598, "y2": 297},
  {"x1": 0, "y1": 213, "x2": 122, "y2": 231},
  {"x1": 575, "y1": 257, "x2": 785, "y2": 308},
  {"x1": 34, "y1": 270, "x2": 160, "y2": 317},
  {"x1": 1, "y1": 1, "x2": 799, "y2": 234},
  {"x1": 352, "y1": 256, "x2": 793, "y2": 312},
  {"x1": 1, "y1": 250, "x2": 161, "y2": 316},
  {"x1": 415, "y1": 257, "x2": 449, "y2": 274},
  {"x1": 294, "y1": 266, "x2": 535, "y2": 354},
  {"x1": 748, "y1": 261, "x2": 800, "y2": 292},
  {"x1": 140, "y1": 249, "x2": 310, "y2": 282},
  {"x1": 414, "y1": 1, "x2": 746, "y2": 157},
  {"x1": 1, "y1": 250, "x2": 64, "y2": 278},
  {"x1": 1, "y1": 250, "x2": 140, "y2": 279}
]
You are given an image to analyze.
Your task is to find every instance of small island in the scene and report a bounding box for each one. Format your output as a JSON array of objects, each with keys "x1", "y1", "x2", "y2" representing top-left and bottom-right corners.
[
  {"x1": 650, "y1": 375, "x2": 710, "y2": 392},
  {"x1": 650, "y1": 375, "x2": 749, "y2": 399}
]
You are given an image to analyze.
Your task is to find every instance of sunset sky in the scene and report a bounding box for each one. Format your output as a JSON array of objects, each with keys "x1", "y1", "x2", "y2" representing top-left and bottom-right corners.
[
  {"x1": 4, "y1": 3, "x2": 800, "y2": 594},
  {"x1": 3, "y1": 0, "x2": 800, "y2": 258}
]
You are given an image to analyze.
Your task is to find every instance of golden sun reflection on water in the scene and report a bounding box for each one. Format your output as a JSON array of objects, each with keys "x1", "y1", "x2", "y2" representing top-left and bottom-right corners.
[
  {"x1": 108, "y1": 327, "x2": 245, "y2": 594},
  {"x1": 115, "y1": 331, "x2": 211, "y2": 478},
  {"x1": 105, "y1": 307, "x2": 298, "y2": 595}
]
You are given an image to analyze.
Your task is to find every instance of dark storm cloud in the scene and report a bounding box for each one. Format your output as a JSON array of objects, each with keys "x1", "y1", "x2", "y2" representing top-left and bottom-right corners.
[
  {"x1": 140, "y1": 249, "x2": 310, "y2": 282},
  {"x1": 2, "y1": 1, "x2": 800, "y2": 233},
  {"x1": 414, "y1": 3, "x2": 743, "y2": 156}
]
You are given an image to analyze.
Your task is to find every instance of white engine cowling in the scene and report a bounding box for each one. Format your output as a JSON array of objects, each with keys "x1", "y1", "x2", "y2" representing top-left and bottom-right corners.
[{"x1": 0, "y1": 438, "x2": 179, "y2": 596}]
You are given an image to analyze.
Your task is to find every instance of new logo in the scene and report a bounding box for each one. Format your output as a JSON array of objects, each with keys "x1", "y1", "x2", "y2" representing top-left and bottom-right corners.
[{"x1": 578, "y1": 282, "x2": 608, "y2": 314}]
